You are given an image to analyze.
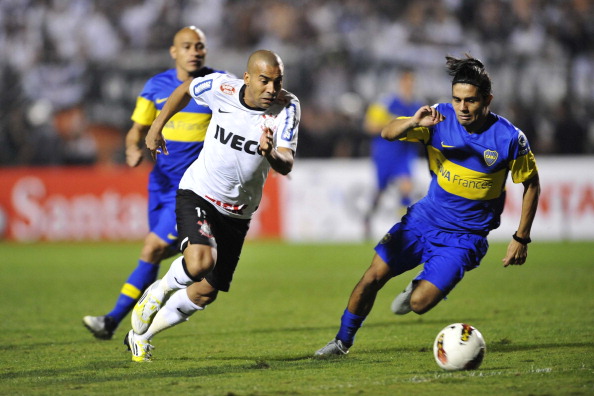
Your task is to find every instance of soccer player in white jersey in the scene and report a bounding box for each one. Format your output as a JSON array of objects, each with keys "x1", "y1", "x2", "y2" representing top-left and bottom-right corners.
[
  {"x1": 123, "y1": 50, "x2": 300, "y2": 362},
  {"x1": 83, "y1": 26, "x2": 227, "y2": 341}
]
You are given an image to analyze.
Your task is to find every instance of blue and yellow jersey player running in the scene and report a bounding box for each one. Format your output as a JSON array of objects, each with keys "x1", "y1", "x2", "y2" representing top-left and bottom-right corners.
[
  {"x1": 83, "y1": 26, "x2": 226, "y2": 340},
  {"x1": 316, "y1": 54, "x2": 540, "y2": 356},
  {"x1": 363, "y1": 69, "x2": 423, "y2": 239}
]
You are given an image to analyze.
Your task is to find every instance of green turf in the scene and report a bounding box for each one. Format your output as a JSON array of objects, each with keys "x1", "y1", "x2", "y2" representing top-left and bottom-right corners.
[{"x1": 0, "y1": 240, "x2": 592, "y2": 395}]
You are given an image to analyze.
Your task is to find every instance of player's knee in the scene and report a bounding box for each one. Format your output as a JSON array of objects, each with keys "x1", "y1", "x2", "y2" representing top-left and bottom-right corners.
[
  {"x1": 410, "y1": 296, "x2": 432, "y2": 315},
  {"x1": 141, "y1": 233, "x2": 173, "y2": 262},
  {"x1": 183, "y1": 245, "x2": 215, "y2": 278},
  {"x1": 409, "y1": 287, "x2": 442, "y2": 315},
  {"x1": 361, "y1": 255, "x2": 393, "y2": 290}
]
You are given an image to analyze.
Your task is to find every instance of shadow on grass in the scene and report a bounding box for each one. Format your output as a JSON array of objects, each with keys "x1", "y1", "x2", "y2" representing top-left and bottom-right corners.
[
  {"x1": 2, "y1": 339, "x2": 589, "y2": 384},
  {"x1": 193, "y1": 317, "x2": 478, "y2": 338},
  {"x1": 0, "y1": 353, "x2": 350, "y2": 383},
  {"x1": 362, "y1": 340, "x2": 593, "y2": 357}
]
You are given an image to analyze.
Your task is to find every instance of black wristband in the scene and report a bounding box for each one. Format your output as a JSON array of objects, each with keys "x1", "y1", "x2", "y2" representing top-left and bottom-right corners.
[{"x1": 513, "y1": 232, "x2": 531, "y2": 245}]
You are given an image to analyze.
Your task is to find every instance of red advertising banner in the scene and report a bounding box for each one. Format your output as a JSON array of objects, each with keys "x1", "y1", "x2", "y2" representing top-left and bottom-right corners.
[
  {"x1": 0, "y1": 166, "x2": 282, "y2": 242},
  {"x1": 0, "y1": 166, "x2": 150, "y2": 241}
]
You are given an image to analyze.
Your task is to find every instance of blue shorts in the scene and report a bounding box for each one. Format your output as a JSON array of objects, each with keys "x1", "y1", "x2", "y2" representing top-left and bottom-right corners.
[
  {"x1": 374, "y1": 214, "x2": 489, "y2": 295},
  {"x1": 147, "y1": 187, "x2": 178, "y2": 246}
]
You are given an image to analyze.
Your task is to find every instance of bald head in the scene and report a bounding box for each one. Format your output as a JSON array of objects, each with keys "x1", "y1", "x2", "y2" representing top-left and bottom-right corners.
[
  {"x1": 170, "y1": 26, "x2": 207, "y2": 80},
  {"x1": 247, "y1": 50, "x2": 284, "y2": 74},
  {"x1": 173, "y1": 26, "x2": 206, "y2": 46},
  {"x1": 243, "y1": 50, "x2": 284, "y2": 109}
]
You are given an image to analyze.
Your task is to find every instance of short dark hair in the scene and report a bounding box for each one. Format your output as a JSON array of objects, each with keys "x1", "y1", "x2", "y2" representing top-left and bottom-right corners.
[{"x1": 446, "y1": 54, "x2": 492, "y2": 98}]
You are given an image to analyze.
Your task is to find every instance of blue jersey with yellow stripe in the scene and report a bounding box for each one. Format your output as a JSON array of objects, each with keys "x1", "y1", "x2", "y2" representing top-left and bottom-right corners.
[
  {"x1": 366, "y1": 95, "x2": 422, "y2": 161},
  {"x1": 131, "y1": 67, "x2": 223, "y2": 190},
  {"x1": 402, "y1": 103, "x2": 538, "y2": 234}
]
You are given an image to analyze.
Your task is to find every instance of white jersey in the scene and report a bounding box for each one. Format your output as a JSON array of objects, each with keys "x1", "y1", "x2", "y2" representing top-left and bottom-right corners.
[{"x1": 179, "y1": 73, "x2": 300, "y2": 219}]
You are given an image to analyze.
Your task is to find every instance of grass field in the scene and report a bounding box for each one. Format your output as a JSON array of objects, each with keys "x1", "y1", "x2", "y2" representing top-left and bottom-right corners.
[{"x1": 0, "y1": 240, "x2": 593, "y2": 395}]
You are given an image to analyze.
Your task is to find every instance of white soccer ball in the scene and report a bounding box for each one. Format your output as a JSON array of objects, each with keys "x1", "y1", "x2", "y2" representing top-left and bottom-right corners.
[{"x1": 433, "y1": 323, "x2": 486, "y2": 371}]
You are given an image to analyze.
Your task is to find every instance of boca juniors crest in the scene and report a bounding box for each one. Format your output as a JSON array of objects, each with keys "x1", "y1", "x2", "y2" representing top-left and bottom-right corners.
[{"x1": 483, "y1": 150, "x2": 498, "y2": 166}]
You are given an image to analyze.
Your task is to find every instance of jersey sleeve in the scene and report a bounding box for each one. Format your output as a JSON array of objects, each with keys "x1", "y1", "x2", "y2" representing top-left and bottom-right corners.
[
  {"x1": 189, "y1": 73, "x2": 224, "y2": 107},
  {"x1": 395, "y1": 116, "x2": 431, "y2": 144},
  {"x1": 275, "y1": 95, "x2": 300, "y2": 152},
  {"x1": 130, "y1": 80, "x2": 157, "y2": 126},
  {"x1": 508, "y1": 130, "x2": 538, "y2": 183},
  {"x1": 365, "y1": 102, "x2": 393, "y2": 127}
]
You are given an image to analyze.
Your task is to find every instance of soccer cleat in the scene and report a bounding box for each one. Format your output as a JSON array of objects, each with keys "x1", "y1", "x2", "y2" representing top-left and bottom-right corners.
[
  {"x1": 314, "y1": 339, "x2": 349, "y2": 356},
  {"x1": 124, "y1": 330, "x2": 154, "y2": 362},
  {"x1": 83, "y1": 315, "x2": 117, "y2": 340},
  {"x1": 391, "y1": 279, "x2": 414, "y2": 315},
  {"x1": 131, "y1": 280, "x2": 167, "y2": 335}
]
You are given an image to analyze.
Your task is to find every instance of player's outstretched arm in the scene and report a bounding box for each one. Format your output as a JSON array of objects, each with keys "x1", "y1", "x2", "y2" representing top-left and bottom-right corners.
[
  {"x1": 502, "y1": 174, "x2": 540, "y2": 267},
  {"x1": 145, "y1": 79, "x2": 193, "y2": 159},
  {"x1": 125, "y1": 123, "x2": 150, "y2": 167},
  {"x1": 381, "y1": 105, "x2": 445, "y2": 141}
]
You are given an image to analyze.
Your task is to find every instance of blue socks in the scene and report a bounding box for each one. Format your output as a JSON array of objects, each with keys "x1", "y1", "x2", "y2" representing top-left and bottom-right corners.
[
  {"x1": 336, "y1": 308, "x2": 366, "y2": 347},
  {"x1": 107, "y1": 260, "x2": 160, "y2": 323}
]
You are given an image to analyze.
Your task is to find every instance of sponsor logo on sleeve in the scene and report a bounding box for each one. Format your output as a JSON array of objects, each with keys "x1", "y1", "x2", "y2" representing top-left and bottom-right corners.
[
  {"x1": 220, "y1": 83, "x2": 236, "y2": 95},
  {"x1": 518, "y1": 130, "x2": 530, "y2": 155},
  {"x1": 193, "y1": 79, "x2": 213, "y2": 97}
]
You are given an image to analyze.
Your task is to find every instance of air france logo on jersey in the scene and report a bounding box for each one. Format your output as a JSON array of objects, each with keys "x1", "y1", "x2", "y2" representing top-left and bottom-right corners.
[
  {"x1": 483, "y1": 150, "x2": 498, "y2": 166},
  {"x1": 220, "y1": 83, "x2": 235, "y2": 95},
  {"x1": 193, "y1": 79, "x2": 213, "y2": 97},
  {"x1": 518, "y1": 130, "x2": 530, "y2": 156}
]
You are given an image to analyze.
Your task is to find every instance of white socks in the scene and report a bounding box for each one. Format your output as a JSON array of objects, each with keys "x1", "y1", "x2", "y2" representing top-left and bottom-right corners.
[
  {"x1": 137, "y1": 256, "x2": 208, "y2": 340},
  {"x1": 140, "y1": 289, "x2": 204, "y2": 340},
  {"x1": 163, "y1": 256, "x2": 196, "y2": 291}
]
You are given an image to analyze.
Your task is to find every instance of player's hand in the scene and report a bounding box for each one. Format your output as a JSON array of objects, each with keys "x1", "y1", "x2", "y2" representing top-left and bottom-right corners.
[
  {"x1": 125, "y1": 145, "x2": 144, "y2": 167},
  {"x1": 145, "y1": 129, "x2": 168, "y2": 160},
  {"x1": 502, "y1": 240, "x2": 528, "y2": 267},
  {"x1": 259, "y1": 128, "x2": 274, "y2": 156},
  {"x1": 413, "y1": 106, "x2": 445, "y2": 128}
]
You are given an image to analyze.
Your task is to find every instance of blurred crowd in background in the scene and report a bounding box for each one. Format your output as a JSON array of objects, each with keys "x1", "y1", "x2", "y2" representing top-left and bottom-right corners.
[{"x1": 0, "y1": 0, "x2": 592, "y2": 166}]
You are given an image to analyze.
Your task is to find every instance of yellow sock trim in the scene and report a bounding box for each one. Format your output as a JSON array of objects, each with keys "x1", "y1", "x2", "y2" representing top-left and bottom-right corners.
[{"x1": 121, "y1": 283, "x2": 142, "y2": 299}]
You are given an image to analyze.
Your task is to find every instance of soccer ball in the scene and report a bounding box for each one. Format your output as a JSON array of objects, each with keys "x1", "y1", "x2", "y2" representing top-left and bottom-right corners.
[{"x1": 433, "y1": 323, "x2": 486, "y2": 371}]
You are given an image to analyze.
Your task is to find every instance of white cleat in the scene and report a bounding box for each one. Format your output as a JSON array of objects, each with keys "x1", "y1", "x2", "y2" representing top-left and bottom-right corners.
[
  {"x1": 124, "y1": 330, "x2": 154, "y2": 362},
  {"x1": 391, "y1": 280, "x2": 414, "y2": 315},
  {"x1": 131, "y1": 280, "x2": 167, "y2": 335},
  {"x1": 83, "y1": 315, "x2": 117, "y2": 340},
  {"x1": 314, "y1": 339, "x2": 349, "y2": 356}
]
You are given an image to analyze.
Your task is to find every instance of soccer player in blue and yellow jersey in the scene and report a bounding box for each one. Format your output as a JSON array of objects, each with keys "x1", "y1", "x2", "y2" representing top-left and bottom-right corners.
[
  {"x1": 363, "y1": 69, "x2": 423, "y2": 239},
  {"x1": 83, "y1": 26, "x2": 225, "y2": 340},
  {"x1": 316, "y1": 55, "x2": 540, "y2": 356}
]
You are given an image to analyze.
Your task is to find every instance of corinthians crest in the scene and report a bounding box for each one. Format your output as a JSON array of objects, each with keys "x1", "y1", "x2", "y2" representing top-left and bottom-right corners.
[{"x1": 483, "y1": 150, "x2": 498, "y2": 166}]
